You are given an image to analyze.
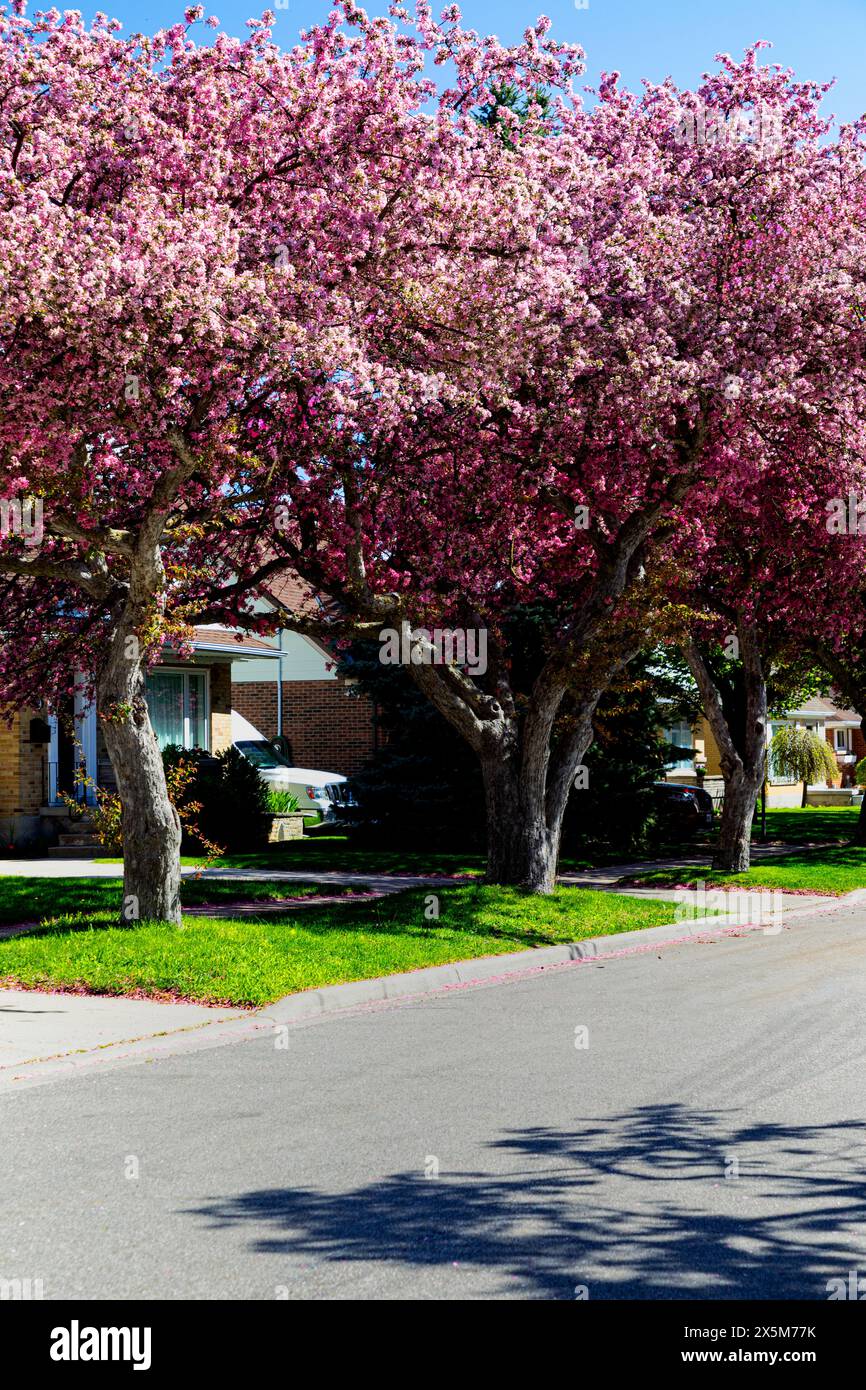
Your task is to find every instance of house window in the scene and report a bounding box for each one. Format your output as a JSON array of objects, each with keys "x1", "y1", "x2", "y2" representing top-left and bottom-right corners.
[
  {"x1": 662, "y1": 720, "x2": 694, "y2": 770},
  {"x1": 834, "y1": 728, "x2": 851, "y2": 752},
  {"x1": 145, "y1": 670, "x2": 209, "y2": 752}
]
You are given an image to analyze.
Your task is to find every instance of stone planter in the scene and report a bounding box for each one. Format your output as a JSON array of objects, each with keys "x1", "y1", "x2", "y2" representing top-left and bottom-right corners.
[
  {"x1": 804, "y1": 787, "x2": 855, "y2": 807},
  {"x1": 267, "y1": 811, "x2": 307, "y2": 843}
]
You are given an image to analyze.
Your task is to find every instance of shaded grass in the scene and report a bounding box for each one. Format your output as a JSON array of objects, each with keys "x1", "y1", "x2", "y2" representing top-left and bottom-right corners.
[
  {"x1": 96, "y1": 841, "x2": 486, "y2": 877},
  {"x1": 179, "y1": 879, "x2": 362, "y2": 907},
  {"x1": 89, "y1": 806, "x2": 856, "y2": 877},
  {"x1": 0, "y1": 883, "x2": 688, "y2": 1007},
  {"x1": 0, "y1": 875, "x2": 360, "y2": 929}
]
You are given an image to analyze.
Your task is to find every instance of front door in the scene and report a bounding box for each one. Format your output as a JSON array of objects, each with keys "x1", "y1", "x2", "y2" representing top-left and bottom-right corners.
[
  {"x1": 55, "y1": 699, "x2": 78, "y2": 799},
  {"x1": 48, "y1": 693, "x2": 98, "y2": 805}
]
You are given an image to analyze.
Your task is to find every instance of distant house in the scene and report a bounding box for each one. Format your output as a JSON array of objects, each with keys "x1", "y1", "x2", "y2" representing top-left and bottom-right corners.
[
  {"x1": 0, "y1": 627, "x2": 279, "y2": 851},
  {"x1": 662, "y1": 695, "x2": 864, "y2": 807},
  {"x1": 229, "y1": 572, "x2": 379, "y2": 777}
]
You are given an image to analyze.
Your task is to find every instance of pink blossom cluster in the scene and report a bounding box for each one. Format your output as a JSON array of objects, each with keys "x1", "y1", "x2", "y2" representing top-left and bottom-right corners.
[{"x1": 0, "y1": 4, "x2": 864, "y2": 710}]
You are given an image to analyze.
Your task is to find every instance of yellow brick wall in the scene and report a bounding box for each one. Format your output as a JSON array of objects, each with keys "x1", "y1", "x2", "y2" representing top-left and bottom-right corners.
[
  {"x1": 0, "y1": 708, "x2": 47, "y2": 816},
  {"x1": 0, "y1": 715, "x2": 19, "y2": 815},
  {"x1": 210, "y1": 663, "x2": 233, "y2": 753},
  {"x1": 697, "y1": 717, "x2": 721, "y2": 776}
]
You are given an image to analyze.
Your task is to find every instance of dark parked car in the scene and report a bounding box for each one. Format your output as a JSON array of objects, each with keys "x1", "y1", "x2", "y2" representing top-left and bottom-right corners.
[{"x1": 651, "y1": 781, "x2": 714, "y2": 835}]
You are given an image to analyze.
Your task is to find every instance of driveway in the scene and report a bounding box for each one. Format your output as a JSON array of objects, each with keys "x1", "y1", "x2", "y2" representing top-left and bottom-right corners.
[{"x1": 1, "y1": 896, "x2": 864, "y2": 1299}]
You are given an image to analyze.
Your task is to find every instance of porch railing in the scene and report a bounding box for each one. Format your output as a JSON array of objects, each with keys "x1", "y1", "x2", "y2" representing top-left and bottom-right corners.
[{"x1": 45, "y1": 761, "x2": 96, "y2": 808}]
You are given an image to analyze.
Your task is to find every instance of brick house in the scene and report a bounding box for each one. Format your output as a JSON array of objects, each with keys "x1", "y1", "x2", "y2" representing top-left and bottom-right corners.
[
  {"x1": 230, "y1": 573, "x2": 378, "y2": 776},
  {"x1": 0, "y1": 628, "x2": 279, "y2": 853},
  {"x1": 663, "y1": 695, "x2": 864, "y2": 807}
]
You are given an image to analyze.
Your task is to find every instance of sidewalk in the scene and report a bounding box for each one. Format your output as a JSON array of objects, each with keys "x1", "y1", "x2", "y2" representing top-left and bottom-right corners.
[
  {"x1": 0, "y1": 987, "x2": 243, "y2": 1071},
  {"x1": 0, "y1": 839, "x2": 827, "y2": 886},
  {"x1": 560, "y1": 841, "x2": 828, "y2": 890},
  {"x1": 0, "y1": 846, "x2": 839, "y2": 918},
  {"x1": 0, "y1": 858, "x2": 460, "y2": 892}
]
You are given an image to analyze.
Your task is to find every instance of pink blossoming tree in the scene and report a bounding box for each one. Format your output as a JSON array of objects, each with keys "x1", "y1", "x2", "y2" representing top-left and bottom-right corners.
[
  {"x1": 0, "y1": 4, "x2": 583, "y2": 918},
  {"x1": 258, "y1": 32, "x2": 866, "y2": 889},
  {"x1": 669, "y1": 457, "x2": 863, "y2": 871},
  {"x1": 1, "y1": 4, "x2": 865, "y2": 917}
]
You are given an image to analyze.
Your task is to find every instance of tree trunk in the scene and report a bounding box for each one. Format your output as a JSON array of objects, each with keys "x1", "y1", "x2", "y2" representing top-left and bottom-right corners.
[
  {"x1": 852, "y1": 791, "x2": 866, "y2": 847},
  {"x1": 685, "y1": 622, "x2": 768, "y2": 875},
  {"x1": 481, "y1": 758, "x2": 559, "y2": 893},
  {"x1": 759, "y1": 778, "x2": 767, "y2": 841},
  {"x1": 96, "y1": 645, "x2": 182, "y2": 927},
  {"x1": 714, "y1": 769, "x2": 761, "y2": 872},
  {"x1": 478, "y1": 694, "x2": 597, "y2": 893},
  {"x1": 404, "y1": 609, "x2": 632, "y2": 894}
]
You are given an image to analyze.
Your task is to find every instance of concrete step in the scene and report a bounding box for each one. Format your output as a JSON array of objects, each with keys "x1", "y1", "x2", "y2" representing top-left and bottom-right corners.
[
  {"x1": 47, "y1": 845, "x2": 99, "y2": 860},
  {"x1": 57, "y1": 833, "x2": 100, "y2": 847}
]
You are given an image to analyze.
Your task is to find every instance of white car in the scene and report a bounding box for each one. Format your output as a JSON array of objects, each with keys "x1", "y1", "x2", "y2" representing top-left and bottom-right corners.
[{"x1": 231, "y1": 711, "x2": 347, "y2": 819}]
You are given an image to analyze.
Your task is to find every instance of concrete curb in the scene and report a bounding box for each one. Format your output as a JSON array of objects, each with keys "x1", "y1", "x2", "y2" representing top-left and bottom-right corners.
[
  {"x1": 258, "y1": 892, "x2": 851, "y2": 1024},
  {"x1": 1, "y1": 890, "x2": 856, "y2": 1093}
]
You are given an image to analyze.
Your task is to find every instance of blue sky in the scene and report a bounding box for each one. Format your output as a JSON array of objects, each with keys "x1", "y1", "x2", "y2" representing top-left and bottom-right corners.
[{"x1": 89, "y1": 0, "x2": 866, "y2": 126}]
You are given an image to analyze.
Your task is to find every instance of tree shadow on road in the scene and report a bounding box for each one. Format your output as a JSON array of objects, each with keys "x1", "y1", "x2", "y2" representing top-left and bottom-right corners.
[{"x1": 186, "y1": 1103, "x2": 866, "y2": 1299}]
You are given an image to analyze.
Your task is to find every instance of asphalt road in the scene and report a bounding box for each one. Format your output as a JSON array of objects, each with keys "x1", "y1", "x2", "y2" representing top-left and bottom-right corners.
[{"x1": 2, "y1": 901, "x2": 866, "y2": 1301}]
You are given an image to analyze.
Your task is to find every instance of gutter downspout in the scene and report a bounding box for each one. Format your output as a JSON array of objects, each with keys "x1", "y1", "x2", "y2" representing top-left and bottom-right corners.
[{"x1": 277, "y1": 628, "x2": 285, "y2": 738}]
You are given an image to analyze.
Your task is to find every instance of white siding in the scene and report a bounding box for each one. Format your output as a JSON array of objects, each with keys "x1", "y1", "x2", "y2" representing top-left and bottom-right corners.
[{"x1": 231, "y1": 630, "x2": 336, "y2": 684}]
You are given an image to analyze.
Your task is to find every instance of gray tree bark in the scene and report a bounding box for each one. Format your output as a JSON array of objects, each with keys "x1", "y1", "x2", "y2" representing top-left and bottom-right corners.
[
  {"x1": 94, "y1": 532, "x2": 184, "y2": 925},
  {"x1": 410, "y1": 636, "x2": 612, "y2": 894},
  {"x1": 685, "y1": 624, "x2": 767, "y2": 873},
  {"x1": 96, "y1": 641, "x2": 182, "y2": 927},
  {"x1": 481, "y1": 758, "x2": 559, "y2": 892}
]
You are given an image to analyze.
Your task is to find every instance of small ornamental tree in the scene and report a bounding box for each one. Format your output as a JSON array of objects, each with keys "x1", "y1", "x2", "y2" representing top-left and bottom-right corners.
[
  {"x1": 662, "y1": 379, "x2": 866, "y2": 870},
  {"x1": 769, "y1": 727, "x2": 839, "y2": 806},
  {"x1": 798, "y1": 595, "x2": 866, "y2": 842}
]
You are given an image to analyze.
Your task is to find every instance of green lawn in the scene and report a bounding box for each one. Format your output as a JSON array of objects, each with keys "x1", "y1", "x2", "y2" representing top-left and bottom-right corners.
[
  {"x1": 752, "y1": 806, "x2": 860, "y2": 844},
  {"x1": 97, "y1": 840, "x2": 486, "y2": 877},
  {"x1": 91, "y1": 806, "x2": 857, "y2": 873},
  {"x1": 86, "y1": 807, "x2": 864, "y2": 880},
  {"x1": 623, "y1": 843, "x2": 866, "y2": 896},
  {"x1": 0, "y1": 876, "x2": 361, "y2": 929},
  {"x1": 0, "y1": 881, "x2": 691, "y2": 1007}
]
